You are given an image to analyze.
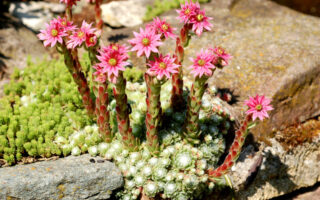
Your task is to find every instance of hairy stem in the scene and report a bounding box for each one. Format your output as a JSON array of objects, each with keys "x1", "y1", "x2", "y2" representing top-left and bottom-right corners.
[
  {"x1": 145, "y1": 73, "x2": 162, "y2": 155},
  {"x1": 95, "y1": 0, "x2": 103, "y2": 31},
  {"x1": 94, "y1": 83, "x2": 113, "y2": 142},
  {"x1": 207, "y1": 115, "x2": 252, "y2": 180},
  {"x1": 114, "y1": 72, "x2": 139, "y2": 151},
  {"x1": 62, "y1": 44, "x2": 95, "y2": 118}
]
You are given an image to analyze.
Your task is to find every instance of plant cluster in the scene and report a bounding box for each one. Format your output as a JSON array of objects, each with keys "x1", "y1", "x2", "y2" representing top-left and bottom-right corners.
[{"x1": 1, "y1": 0, "x2": 273, "y2": 199}]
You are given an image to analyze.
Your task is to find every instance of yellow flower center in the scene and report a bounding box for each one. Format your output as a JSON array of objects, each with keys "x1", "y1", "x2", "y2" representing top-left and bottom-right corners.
[
  {"x1": 112, "y1": 45, "x2": 118, "y2": 50},
  {"x1": 89, "y1": 37, "x2": 94, "y2": 43},
  {"x1": 196, "y1": 14, "x2": 204, "y2": 22},
  {"x1": 162, "y1": 24, "x2": 168, "y2": 31},
  {"x1": 61, "y1": 20, "x2": 67, "y2": 26},
  {"x1": 159, "y1": 62, "x2": 166, "y2": 69},
  {"x1": 78, "y1": 31, "x2": 85, "y2": 38},
  {"x1": 255, "y1": 104, "x2": 262, "y2": 111},
  {"x1": 185, "y1": 8, "x2": 190, "y2": 15},
  {"x1": 197, "y1": 59, "x2": 205, "y2": 66},
  {"x1": 142, "y1": 38, "x2": 150, "y2": 46},
  {"x1": 108, "y1": 58, "x2": 117, "y2": 66},
  {"x1": 51, "y1": 29, "x2": 58, "y2": 37},
  {"x1": 217, "y1": 48, "x2": 223, "y2": 55}
]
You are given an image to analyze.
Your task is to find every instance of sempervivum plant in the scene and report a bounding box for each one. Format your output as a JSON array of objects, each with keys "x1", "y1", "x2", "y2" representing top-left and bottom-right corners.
[{"x1": 0, "y1": 0, "x2": 276, "y2": 199}]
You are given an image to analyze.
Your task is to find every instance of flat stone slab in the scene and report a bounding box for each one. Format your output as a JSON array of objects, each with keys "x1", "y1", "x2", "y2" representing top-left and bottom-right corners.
[{"x1": 0, "y1": 154, "x2": 123, "y2": 200}]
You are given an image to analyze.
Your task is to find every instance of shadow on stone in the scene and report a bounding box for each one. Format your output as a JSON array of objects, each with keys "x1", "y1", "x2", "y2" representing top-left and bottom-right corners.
[
  {"x1": 0, "y1": 52, "x2": 9, "y2": 79},
  {"x1": 272, "y1": 0, "x2": 320, "y2": 17},
  {"x1": 236, "y1": 151, "x2": 297, "y2": 199},
  {"x1": 108, "y1": 33, "x2": 129, "y2": 43}
]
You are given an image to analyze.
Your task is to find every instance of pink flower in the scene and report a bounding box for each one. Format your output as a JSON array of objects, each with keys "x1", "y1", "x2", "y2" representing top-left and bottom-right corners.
[
  {"x1": 147, "y1": 54, "x2": 180, "y2": 80},
  {"x1": 245, "y1": 95, "x2": 273, "y2": 121},
  {"x1": 37, "y1": 19, "x2": 67, "y2": 47},
  {"x1": 147, "y1": 17, "x2": 176, "y2": 39},
  {"x1": 129, "y1": 28, "x2": 162, "y2": 58},
  {"x1": 85, "y1": 33, "x2": 97, "y2": 48},
  {"x1": 96, "y1": 47, "x2": 129, "y2": 81},
  {"x1": 189, "y1": 50, "x2": 216, "y2": 78},
  {"x1": 212, "y1": 46, "x2": 232, "y2": 66},
  {"x1": 93, "y1": 65, "x2": 107, "y2": 83},
  {"x1": 190, "y1": 9, "x2": 212, "y2": 36},
  {"x1": 103, "y1": 43, "x2": 129, "y2": 60},
  {"x1": 60, "y1": 0, "x2": 80, "y2": 6},
  {"x1": 176, "y1": 1, "x2": 200, "y2": 24},
  {"x1": 67, "y1": 21, "x2": 96, "y2": 49},
  {"x1": 54, "y1": 16, "x2": 76, "y2": 32}
]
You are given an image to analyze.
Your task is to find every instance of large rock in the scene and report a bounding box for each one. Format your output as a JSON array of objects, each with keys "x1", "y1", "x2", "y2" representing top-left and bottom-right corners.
[
  {"x1": 0, "y1": 154, "x2": 123, "y2": 200},
  {"x1": 101, "y1": 0, "x2": 152, "y2": 27},
  {"x1": 0, "y1": 13, "x2": 47, "y2": 97},
  {"x1": 230, "y1": 136, "x2": 320, "y2": 200},
  {"x1": 9, "y1": 1, "x2": 65, "y2": 31},
  {"x1": 176, "y1": 0, "x2": 320, "y2": 139}
]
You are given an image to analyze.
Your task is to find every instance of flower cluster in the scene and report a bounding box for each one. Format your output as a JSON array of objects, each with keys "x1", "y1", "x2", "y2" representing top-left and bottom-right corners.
[
  {"x1": 33, "y1": 0, "x2": 275, "y2": 199},
  {"x1": 177, "y1": 1, "x2": 212, "y2": 36},
  {"x1": 38, "y1": 17, "x2": 99, "y2": 49}
]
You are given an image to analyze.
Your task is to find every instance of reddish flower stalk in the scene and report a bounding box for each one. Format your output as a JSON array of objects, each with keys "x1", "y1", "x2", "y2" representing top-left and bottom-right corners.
[
  {"x1": 144, "y1": 73, "x2": 162, "y2": 155},
  {"x1": 183, "y1": 50, "x2": 216, "y2": 144},
  {"x1": 208, "y1": 95, "x2": 273, "y2": 180},
  {"x1": 93, "y1": 82, "x2": 113, "y2": 142},
  {"x1": 62, "y1": 44, "x2": 96, "y2": 118},
  {"x1": 207, "y1": 115, "x2": 252, "y2": 180},
  {"x1": 95, "y1": 0, "x2": 103, "y2": 31},
  {"x1": 170, "y1": 25, "x2": 190, "y2": 111},
  {"x1": 114, "y1": 72, "x2": 140, "y2": 152}
]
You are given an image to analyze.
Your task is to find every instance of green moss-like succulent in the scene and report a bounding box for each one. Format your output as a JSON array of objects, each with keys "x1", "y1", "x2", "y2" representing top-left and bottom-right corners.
[{"x1": 144, "y1": 0, "x2": 211, "y2": 21}]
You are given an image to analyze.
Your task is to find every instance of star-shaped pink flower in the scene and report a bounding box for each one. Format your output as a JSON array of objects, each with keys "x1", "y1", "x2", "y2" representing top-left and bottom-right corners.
[
  {"x1": 147, "y1": 54, "x2": 180, "y2": 80},
  {"x1": 176, "y1": 0, "x2": 200, "y2": 24},
  {"x1": 67, "y1": 21, "x2": 96, "y2": 49},
  {"x1": 189, "y1": 9, "x2": 213, "y2": 36},
  {"x1": 37, "y1": 19, "x2": 68, "y2": 47},
  {"x1": 245, "y1": 95, "x2": 273, "y2": 121},
  {"x1": 147, "y1": 17, "x2": 176, "y2": 39},
  {"x1": 96, "y1": 47, "x2": 129, "y2": 82},
  {"x1": 129, "y1": 28, "x2": 162, "y2": 58},
  {"x1": 189, "y1": 50, "x2": 216, "y2": 78},
  {"x1": 211, "y1": 46, "x2": 232, "y2": 66}
]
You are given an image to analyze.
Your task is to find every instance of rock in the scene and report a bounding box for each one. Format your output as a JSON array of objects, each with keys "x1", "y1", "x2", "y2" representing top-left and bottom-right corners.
[
  {"x1": 0, "y1": 154, "x2": 123, "y2": 200},
  {"x1": 0, "y1": 13, "x2": 47, "y2": 97},
  {"x1": 101, "y1": 0, "x2": 152, "y2": 27},
  {"x1": 230, "y1": 137, "x2": 320, "y2": 200},
  {"x1": 9, "y1": 1, "x2": 65, "y2": 31}
]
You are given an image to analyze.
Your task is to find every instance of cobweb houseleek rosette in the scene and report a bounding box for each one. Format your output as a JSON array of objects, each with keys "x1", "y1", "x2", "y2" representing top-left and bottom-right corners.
[
  {"x1": 183, "y1": 50, "x2": 216, "y2": 145},
  {"x1": 208, "y1": 95, "x2": 273, "y2": 180},
  {"x1": 145, "y1": 54, "x2": 180, "y2": 155}
]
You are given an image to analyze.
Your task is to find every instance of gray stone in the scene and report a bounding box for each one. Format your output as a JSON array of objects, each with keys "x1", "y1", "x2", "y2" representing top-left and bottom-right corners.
[
  {"x1": 0, "y1": 13, "x2": 47, "y2": 97},
  {"x1": 101, "y1": 0, "x2": 152, "y2": 27},
  {"x1": 0, "y1": 154, "x2": 123, "y2": 200},
  {"x1": 9, "y1": 1, "x2": 65, "y2": 31},
  {"x1": 230, "y1": 137, "x2": 320, "y2": 200}
]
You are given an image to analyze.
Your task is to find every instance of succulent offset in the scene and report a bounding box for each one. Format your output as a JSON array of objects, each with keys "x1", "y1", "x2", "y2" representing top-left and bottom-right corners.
[{"x1": 0, "y1": 0, "x2": 274, "y2": 200}]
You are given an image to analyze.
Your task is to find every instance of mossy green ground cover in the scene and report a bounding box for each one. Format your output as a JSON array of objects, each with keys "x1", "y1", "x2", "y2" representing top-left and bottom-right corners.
[
  {"x1": 0, "y1": 54, "x2": 232, "y2": 199},
  {"x1": 144, "y1": 0, "x2": 210, "y2": 21}
]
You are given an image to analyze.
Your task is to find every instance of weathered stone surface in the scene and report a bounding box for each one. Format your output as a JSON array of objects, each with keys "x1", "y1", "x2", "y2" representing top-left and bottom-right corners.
[
  {"x1": 230, "y1": 136, "x2": 320, "y2": 200},
  {"x1": 101, "y1": 0, "x2": 152, "y2": 27},
  {"x1": 9, "y1": 1, "x2": 65, "y2": 31},
  {"x1": 0, "y1": 154, "x2": 123, "y2": 200},
  {"x1": 0, "y1": 13, "x2": 47, "y2": 97}
]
